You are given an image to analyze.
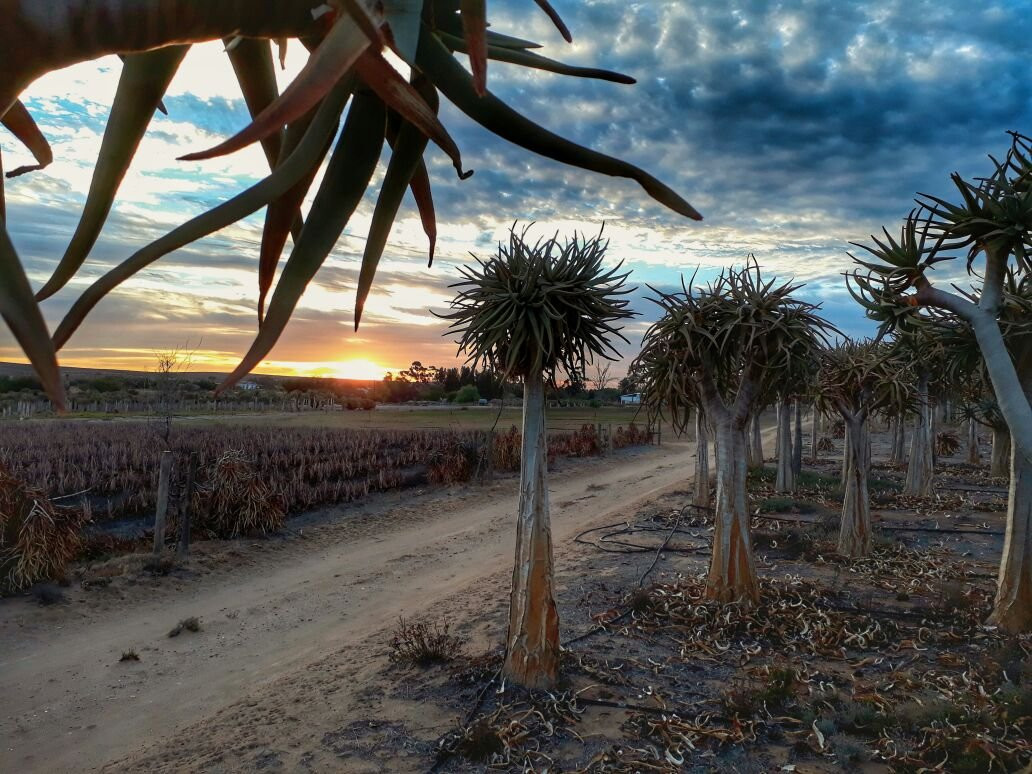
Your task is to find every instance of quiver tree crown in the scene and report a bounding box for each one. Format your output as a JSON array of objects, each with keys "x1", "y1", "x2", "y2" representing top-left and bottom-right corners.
[
  {"x1": 0, "y1": 1, "x2": 700, "y2": 409},
  {"x1": 635, "y1": 260, "x2": 835, "y2": 426},
  {"x1": 441, "y1": 226, "x2": 636, "y2": 383}
]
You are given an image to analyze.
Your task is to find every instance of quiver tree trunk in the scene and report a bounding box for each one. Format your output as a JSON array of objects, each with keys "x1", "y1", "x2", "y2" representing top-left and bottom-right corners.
[
  {"x1": 889, "y1": 416, "x2": 906, "y2": 465},
  {"x1": 967, "y1": 417, "x2": 981, "y2": 466},
  {"x1": 838, "y1": 415, "x2": 871, "y2": 556},
  {"x1": 991, "y1": 426, "x2": 1011, "y2": 478},
  {"x1": 809, "y1": 403, "x2": 819, "y2": 460},
  {"x1": 775, "y1": 399, "x2": 795, "y2": 492},
  {"x1": 792, "y1": 399, "x2": 803, "y2": 477},
  {"x1": 694, "y1": 410, "x2": 710, "y2": 509},
  {"x1": 707, "y1": 422, "x2": 758, "y2": 603},
  {"x1": 988, "y1": 437, "x2": 1032, "y2": 632},
  {"x1": 503, "y1": 374, "x2": 560, "y2": 688},
  {"x1": 750, "y1": 414, "x2": 764, "y2": 466},
  {"x1": 904, "y1": 373, "x2": 934, "y2": 497}
]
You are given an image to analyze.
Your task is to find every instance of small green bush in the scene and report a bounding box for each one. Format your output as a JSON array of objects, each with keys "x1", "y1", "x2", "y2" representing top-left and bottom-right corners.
[{"x1": 454, "y1": 385, "x2": 480, "y2": 404}]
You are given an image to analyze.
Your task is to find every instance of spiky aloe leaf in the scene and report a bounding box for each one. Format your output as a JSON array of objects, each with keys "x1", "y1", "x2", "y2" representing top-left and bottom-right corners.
[
  {"x1": 1, "y1": 100, "x2": 52, "y2": 177},
  {"x1": 181, "y1": 9, "x2": 378, "y2": 162},
  {"x1": 35, "y1": 45, "x2": 188, "y2": 302},
  {"x1": 416, "y1": 33, "x2": 701, "y2": 221},
  {"x1": 458, "y1": 0, "x2": 488, "y2": 95},
  {"x1": 219, "y1": 91, "x2": 386, "y2": 392},
  {"x1": 225, "y1": 37, "x2": 283, "y2": 169},
  {"x1": 0, "y1": 224, "x2": 64, "y2": 408},
  {"x1": 53, "y1": 81, "x2": 352, "y2": 350}
]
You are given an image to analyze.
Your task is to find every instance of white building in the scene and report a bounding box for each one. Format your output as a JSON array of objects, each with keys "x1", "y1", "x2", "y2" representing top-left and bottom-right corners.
[{"x1": 620, "y1": 393, "x2": 641, "y2": 405}]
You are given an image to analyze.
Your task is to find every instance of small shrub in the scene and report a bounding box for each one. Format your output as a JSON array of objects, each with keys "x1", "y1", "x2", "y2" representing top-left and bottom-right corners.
[
  {"x1": 935, "y1": 430, "x2": 961, "y2": 456},
  {"x1": 454, "y1": 385, "x2": 480, "y2": 404},
  {"x1": 388, "y1": 617, "x2": 462, "y2": 666},
  {"x1": 830, "y1": 698, "x2": 890, "y2": 736},
  {"x1": 832, "y1": 419, "x2": 845, "y2": 438},
  {"x1": 817, "y1": 436, "x2": 835, "y2": 452},
  {"x1": 454, "y1": 719, "x2": 505, "y2": 763},
  {"x1": 0, "y1": 464, "x2": 85, "y2": 593},
  {"x1": 168, "y1": 616, "x2": 202, "y2": 637},
  {"x1": 120, "y1": 649, "x2": 140, "y2": 662},
  {"x1": 193, "y1": 450, "x2": 285, "y2": 538},
  {"x1": 828, "y1": 733, "x2": 867, "y2": 763}
]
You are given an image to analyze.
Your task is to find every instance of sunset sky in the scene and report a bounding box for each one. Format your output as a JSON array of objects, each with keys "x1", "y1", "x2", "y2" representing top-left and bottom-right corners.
[{"x1": 2, "y1": 1, "x2": 1030, "y2": 380}]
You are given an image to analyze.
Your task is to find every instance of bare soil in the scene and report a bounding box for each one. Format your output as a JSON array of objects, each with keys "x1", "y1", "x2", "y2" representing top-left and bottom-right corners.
[{"x1": 0, "y1": 439, "x2": 697, "y2": 773}]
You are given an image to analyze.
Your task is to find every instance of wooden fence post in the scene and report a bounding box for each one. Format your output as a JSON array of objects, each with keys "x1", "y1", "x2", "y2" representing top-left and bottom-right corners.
[
  {"x1": 178, "y1": 452, "x2": 198, "y2": 555},
  {"x1": 152, "y1": 451, "x2": 173, "y2": 554},
  {"x1": 607, "y1": 423, "x2": 613, "y2": 454}
]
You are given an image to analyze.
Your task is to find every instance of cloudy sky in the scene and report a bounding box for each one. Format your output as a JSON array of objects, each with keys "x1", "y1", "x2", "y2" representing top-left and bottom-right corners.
[{"x1": 2, "y1": 1, "x2": 1030, "y2": 380}]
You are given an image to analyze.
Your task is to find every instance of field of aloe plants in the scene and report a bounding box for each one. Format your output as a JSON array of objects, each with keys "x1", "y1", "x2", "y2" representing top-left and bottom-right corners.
[{"x1": 0, "y1": 420, "x2": 652, "y2": 525}]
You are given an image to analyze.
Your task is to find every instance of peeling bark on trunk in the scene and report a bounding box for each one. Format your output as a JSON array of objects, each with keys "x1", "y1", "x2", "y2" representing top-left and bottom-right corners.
[
  {"x1": 792, "y1": 399, "x2": 803, "y2": 477},
  {"x1": 991, "y1": 426, "x2": 1010, "y2": 478},
  {"x1": 966, "y1": 417, "x2": 981, "y2": 466},
  {"x1": 775, "y1": 399, "x2": 795, "y2": 492},
  {"x1": 889, "y1": 416, "x2": 906, "y2": 465},
  {"x1": 838, "y1": 415, "x2": 871, "y2": 557},
  {"x1": 750, "y1": 413, "x2": 764, "y2": 466},
  {"x1": 503, "y1": 374, "x2": 559, "y2": 688},
  {"x1": 988, "y1": 437, "x2": 1032, "y2": 632},
  {"x1": 707, "y1": 422, "x2": 758, "y2": 603},
  {"x1": 694, "y1": 410, "x2": 710, "y2": 509},
  {"x1": 904, "y1": 373, "x2": 934, "y2": 497},
  {"x1": 809, "y1": 403, "x2": 819, "y2": 461}
]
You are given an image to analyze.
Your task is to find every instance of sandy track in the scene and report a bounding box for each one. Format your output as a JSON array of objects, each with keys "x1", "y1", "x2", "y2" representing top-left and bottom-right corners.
[{"x1": 1, "y1": 440, "x2": 699, "y2": 773}]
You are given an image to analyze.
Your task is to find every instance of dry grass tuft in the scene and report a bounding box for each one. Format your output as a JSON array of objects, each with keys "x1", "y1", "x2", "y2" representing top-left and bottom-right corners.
[
  {"x1": 193, "y1": 450, "x2": 285, "y2": 538},
  {"x1": 388, "y1": 617, "x2": 462, "y2": 666},
  {"x1": 0, "y1": 464, "x2": 84, "y2": 593},
  {"x1": 168, "y1": 616, "x2": 202, "y2": 637},
  {"x1": 119, "y1": 649, "x2": 140, "y2": 662}
]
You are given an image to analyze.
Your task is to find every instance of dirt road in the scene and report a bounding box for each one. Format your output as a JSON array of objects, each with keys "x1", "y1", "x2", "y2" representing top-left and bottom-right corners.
[{"x1": 1, "y1": 440, "x2": 699, "y2": 773}]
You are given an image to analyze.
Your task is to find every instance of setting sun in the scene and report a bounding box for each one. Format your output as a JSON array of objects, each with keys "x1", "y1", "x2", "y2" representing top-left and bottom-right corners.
[{"x1": 330, "y1": 359, "x2": 389, "y2": 381}]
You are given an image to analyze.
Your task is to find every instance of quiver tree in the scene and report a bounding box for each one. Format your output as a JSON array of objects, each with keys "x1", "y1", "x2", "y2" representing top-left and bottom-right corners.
[
  {"x1": 849, "y1": 131, "x2": 1032, "y2": 631},
  {"x1": 635, "y1": 260, "x2": 833, "y2": 603},
  {"x1": 773, "y1": 357, "x2": 815, "y2": 494},
  {"x1": 817, "y1": 342, "x2": 909, "y2": 557},
  {"x1": 0, "y1": 2, "x2": 699, "y2": 408},
  {"x1": 442, "y1": 226, "x2": 634, "y2": 689}
]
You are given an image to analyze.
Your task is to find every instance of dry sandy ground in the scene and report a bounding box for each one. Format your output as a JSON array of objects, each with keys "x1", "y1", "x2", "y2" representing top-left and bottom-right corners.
[{"x1": 1, "y1": 439, "x2": 701, "y2": 773}]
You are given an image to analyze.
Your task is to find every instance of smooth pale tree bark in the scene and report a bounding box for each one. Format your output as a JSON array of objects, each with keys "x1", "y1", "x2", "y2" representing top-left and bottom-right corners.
[
  {"x1": 809, "y1": 403, "x2": 819, "y2": 460},
  {"x1": 708, "y1": 422, "x2": 758, "y2": 603},
  {"x1": 904, "y1": 372, "x2": 934, "y2": 496},
  {"x1": 503, "y1": 373, "x2": 559, "y2": 688},
  {"x1": 775, "y1": 398, "x2": 795, "y2": 492},
  {"x1": 967, "y1": 417, "x2": 981, "y2": 466},
  {"x1": 991, "y1": 425, "x2": 1011, "y2": 478},
  {"x1": 838, "y1": 414, "x2": 872, "y2": 556},
  {"x1": 694, "y1": 410, "x2": 710, "y2": 509},
  {"x1": 889, "y1": 416, "x2": 907, "y2": 465},
  {"x1": 750, "y1": 413, "x2": 764, "y2": 466},
  {"x1": 988, "y1": 438, "x2": 1032, "y2": 632},
  {"x1": 792, "y1": 399, "x2": 803, "y2": 477}
]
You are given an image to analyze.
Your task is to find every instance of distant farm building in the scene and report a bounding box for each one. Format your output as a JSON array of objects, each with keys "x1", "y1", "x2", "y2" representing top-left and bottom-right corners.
[
  {"x1": 239, "y1": 381, "x2": 260, "y2": 391},
  {"x1": 620, "y1": 393, "x2": 641, "y2": 405}
]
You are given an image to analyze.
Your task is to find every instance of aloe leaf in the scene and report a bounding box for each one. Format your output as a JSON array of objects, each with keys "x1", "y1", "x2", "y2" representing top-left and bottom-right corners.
[
  {"x1": 382, "y1": 0, "x2": 425, "y2": 64},
  {"x1": 459, "y1": 0, "x2": 488, "y2": 95},
  {"x1": 417, "y1": 34, "x2": 700, "y2": 220},
  {"x1": 225, "y1": 37, "x2": 283, "y2": 169},
  {"x1": 35, "y1": 45, "x2": 188, "y2": 302},
  {"x1": 181, "y1": 15, "x2": 374, "y2": 161},
  {"x1": 408, "y1": 160, "x2": 437, "y2": 266},
  {"x1": 0, "y1": 224, "x2": 65, "y2": 408},
  {"x1": 533, "y1": 0, "x2": 573, "y2": 42},
  {"x1": 219, "y1": 92, "x2": 386, "y2": 392},
  {"x1": 1, "y1": 100, "x2": 53, "y2": 177},
  {"x1": 258, "y1": 107, "x2": 331, "y2": 323},
  {"x1": 438, "y1": 31, "x2": 635, "y2": 83},
  {"x1": 53, "y1": 81, "x2": 352, "y2": 351},
  {"x1": 354, "y1": 49, "x2": 470, "y2": 178},
  {"x1": 356, "y1": 116, "x2": 430, "y2": 327}
]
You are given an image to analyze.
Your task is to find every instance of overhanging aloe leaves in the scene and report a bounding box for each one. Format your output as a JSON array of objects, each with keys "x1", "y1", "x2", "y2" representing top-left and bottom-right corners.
[
  {"x1": 53, "y1": 81, "x2": 352, "y2": 351},
  {"x1": 1, "y1": 100, "x2": 53, "y2": 178},
  {"x1": 36, "y1": 45, "x2": 188, "y2": 302},
  {"x1": 225, "y1": 37, "x2": 283, "y2": 169},
  {"x1": 0, "y1": 224, "x2": 64, "y2": 408},
  {"x1": 356, "y1": 113, "x2": 430, "y2": 328},
  {"x1": 218, "y1": 91, "x2": 386, "y2": 392},
  {"x1": 458, "y1": 0, "x2": 488, "y2": 95},
  {"x1": 417, "y1": 33, "x2": 700, "y2": 221},
  {"x1": 181, "y1": 13, "x2": 376, "y2": 162}
]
